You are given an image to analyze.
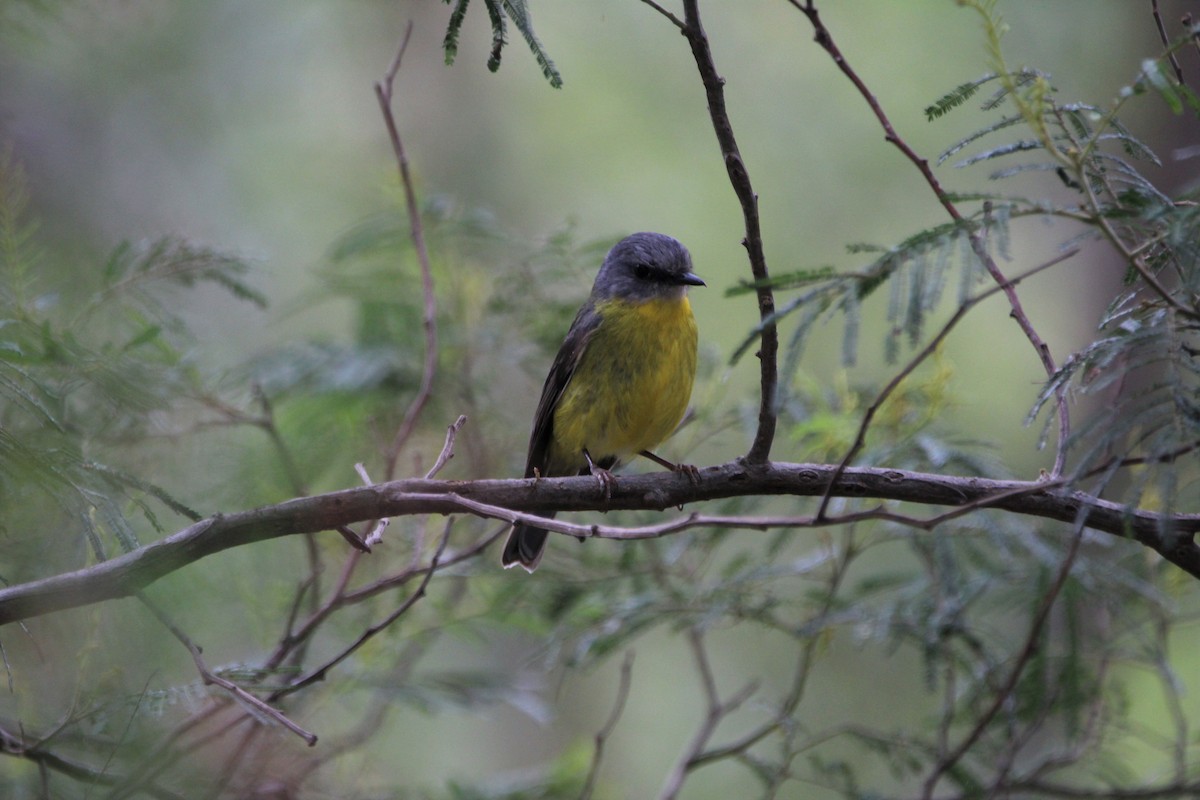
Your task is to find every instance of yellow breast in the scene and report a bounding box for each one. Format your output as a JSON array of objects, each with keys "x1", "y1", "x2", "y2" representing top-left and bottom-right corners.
[{"x1": 548, "y1": 296, "x2": 698, "y2": 474}]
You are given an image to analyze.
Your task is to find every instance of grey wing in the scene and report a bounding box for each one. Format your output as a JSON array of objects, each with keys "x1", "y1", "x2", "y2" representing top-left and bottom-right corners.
[{"x1": 524, "y1": 304, "x2": 600, "y2": 479}]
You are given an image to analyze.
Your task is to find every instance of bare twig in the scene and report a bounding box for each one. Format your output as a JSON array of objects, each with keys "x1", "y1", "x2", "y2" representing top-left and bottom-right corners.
[
  {"x1": 337, "y1": 525, "x2": 504, "y2": 604},
  {"x1": 920, "y1": 516, "x2": 1087, "y2": 799},
  {"x1": 578, "y1": 650, "x2": 636, "y2": 800},
  {"x1": 425, "y1": 415, "x2": 468, "y2": 479},
  {"x1": 289, "y1": 577, "x2": 471, "y2": 790},
  {"x1": 264, "y1": 547, "x2": 365, "y2": 673},
  {"x1": 659, "y1": 629, "x2": 759, "y2": 800},
  {"x1": 138, "y1": 594, "x2": 318, "y2": 746},
  {"x1": 643, "y1": 0, "x2": 779, "y2": 463},
  {"x1": 375, "y1": 22, "x2": 440, "y2": 480},
  {"x1": 1152, "y1": 0, "x2": 1186, "y2": 84},
  {"x1": 0, "y1": 723, "x2": 186, "y2": 799},
  {"x1": 271, "y1": 519, "x2": 453, "y2": 700},
  {"x1": 356, "y1": 414, "x2": 464, "y2": 549},
  {"x1": 686, "y1": 530, "x2": 855, "y2": 768},
  {"x1": 640, "y1": 0, "x2": 685, "y2": 29}
]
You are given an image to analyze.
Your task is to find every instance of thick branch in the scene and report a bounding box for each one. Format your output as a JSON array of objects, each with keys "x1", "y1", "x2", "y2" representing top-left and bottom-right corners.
[{"x1": 0, "y1": 461, "x2": 1197, "y2": 625}]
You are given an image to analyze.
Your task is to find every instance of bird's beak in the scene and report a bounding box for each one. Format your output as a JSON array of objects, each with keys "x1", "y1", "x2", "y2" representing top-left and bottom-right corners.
[{"x1": 679, "y1": 272, "x2": 706, "y2": 287}]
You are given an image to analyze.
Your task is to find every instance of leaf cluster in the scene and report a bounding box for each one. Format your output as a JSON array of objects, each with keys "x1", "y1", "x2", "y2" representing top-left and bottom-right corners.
[
  {"x1": 755, "y1": 4, "x2": 1200, "y2": 517},
  {"x1": 0, "y1": 151, "x2": 263, "y2": 572},
  {"x1": 442, "y1": 0, "x2": 563, "y2": 88}
]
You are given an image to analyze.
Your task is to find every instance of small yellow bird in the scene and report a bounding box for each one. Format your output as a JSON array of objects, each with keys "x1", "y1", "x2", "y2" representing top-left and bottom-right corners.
[{"x1": 502, "y1": 232, "x2": 704, "y2": 571}]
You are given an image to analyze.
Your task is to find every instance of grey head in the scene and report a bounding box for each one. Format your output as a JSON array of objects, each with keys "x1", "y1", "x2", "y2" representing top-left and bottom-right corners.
[{"x1": 591, "y1": 232, "x2": 705, "y2": 303}]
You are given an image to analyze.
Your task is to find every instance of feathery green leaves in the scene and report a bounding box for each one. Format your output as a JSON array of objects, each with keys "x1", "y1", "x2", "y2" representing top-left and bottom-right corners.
[
  {"x1": 442, "y1": 0, "x2": 562, "y2": 88},
  {"x1": 0, "y1": 148, "x2": 256, "y2": 569}
]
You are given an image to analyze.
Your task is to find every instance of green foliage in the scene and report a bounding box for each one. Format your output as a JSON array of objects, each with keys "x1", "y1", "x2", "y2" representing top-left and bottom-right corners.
[
  {"x1": 454, "y1": 366, "x2": 1185, "y2": 800},
  {"x1": 923, "y1": 70, "x2": 1048, "y2": 121},
  {"x1": 442, "y1": 0, "x2": 563, "y2": 88},
  {"x1": 1137, "y1": 57, "x2": 1200, "y2": 115},
  {"x1": 0, "y1": 151, "x2": 264, "y2": 568},
  {"x1": 762, "y1": 0, "x2": 1200, "y2": 516},
  {"x1": 732, "y1": 217, "x2": 991, "y2": 382}
]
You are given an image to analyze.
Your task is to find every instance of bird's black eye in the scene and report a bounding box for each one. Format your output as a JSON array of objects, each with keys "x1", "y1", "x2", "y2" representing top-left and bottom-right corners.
[{"x1": 634, "y1": 263, "x2": 652, "y2": 280}]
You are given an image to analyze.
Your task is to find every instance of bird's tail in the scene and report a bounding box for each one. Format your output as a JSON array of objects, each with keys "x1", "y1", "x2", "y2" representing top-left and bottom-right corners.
[{"x1": 501, "y1": 515, "x2": 556, "y2": 572}]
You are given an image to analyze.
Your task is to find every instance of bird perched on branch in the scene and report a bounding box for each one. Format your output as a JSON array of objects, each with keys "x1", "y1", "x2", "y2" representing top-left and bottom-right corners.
[{"x1": 502, "y1": 232, "x2": 704, "y2": 571}]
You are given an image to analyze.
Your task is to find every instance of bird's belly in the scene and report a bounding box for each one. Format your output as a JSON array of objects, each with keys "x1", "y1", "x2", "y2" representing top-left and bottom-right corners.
[{"x1": 549, "y1": 297, "x2": 698, "y2": 473}]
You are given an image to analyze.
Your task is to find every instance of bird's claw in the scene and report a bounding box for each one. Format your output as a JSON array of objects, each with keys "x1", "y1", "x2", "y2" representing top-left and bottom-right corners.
[
  {"x1": 583, "y1": 449, "x2": 618, "y2": 500},
  {"x1": 592, "y1": 465, "x2": 617, "y2": 500},
  {"x1": 675, "y1": 463, "x2": 701, "y2": 484}
]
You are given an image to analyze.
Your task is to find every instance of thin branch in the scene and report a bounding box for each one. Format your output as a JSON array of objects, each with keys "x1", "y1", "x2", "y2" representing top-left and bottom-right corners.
[
  {"x1": 338, "y1": 525, "x2": 504, "y2": 604},
  {"x1": 425, "y1": 414, "x2": 468, "y2": 479},
  {"x1": 138, "y1": 594, "x2": 318, "y2": 746},
  {"x1": 1082, "y1": 438, "x2": 1200, "y2": 476},
  {"x1": 270, "y1": 520, "x2": 453, "y2": 700},
  {"x1": 375, "y1": 22, "x2": 440, "y2": 480},
  {"x1": 263, "y1": 547, "x2": 364, "y2": 673},
  {"x1": 659, "y1": 628, "x2": 759, "y2": 800},
  {"x1": 687, "y1": 530, "x2": 855, "y2": 767},
  {"x1": 578, "y1": 650, "x2": 636, "y2": 800},
  {"x1": 657, "y1": 0, "x2": 778, "y2": 463},
  {"x1": 920, "y1": 515, "x2": 1087, "y2": 799},
  {"x1": 640, "y1": 0, "x2": 685, "y2": 29},
  {"x1": 289, "y1": 576, "x2": 470, "y2": 791},
  {"x1": 1151, "y1": 0, "x2": 1186, "y2": 85},
  {"x1": 353, "y1": 463, "x2": 391, "y2": 548},
  {"x1": 0, "y1": 724, "x2": 128, "y2": 792}
]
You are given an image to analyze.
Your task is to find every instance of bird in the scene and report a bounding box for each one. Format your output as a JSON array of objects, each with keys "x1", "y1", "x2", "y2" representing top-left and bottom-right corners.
[{"x1": 501, "y1": 231, "x2": 704, "y2": 572}]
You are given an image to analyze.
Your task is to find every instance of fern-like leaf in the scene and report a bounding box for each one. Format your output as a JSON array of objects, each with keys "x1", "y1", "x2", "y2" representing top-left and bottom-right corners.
[
  {"x1": 937, "y1": 114, "x2": 1024, "y2": 165},
  {"x1": 485, "y1": 0, "x2": 507, "y2": 72},
  {"x1": 442, "y1": 0, "x2": 471, "y2": 66},
  {"x1": 954, "y1": 139, "x2": 1043, "y2": 169},
  {"x1": 441, "y1": 0, "x2": 562, "y2": 87},
  {"x1": 501, "y1": 0, "x2": 562, "y2": 88},
  {"x1": 926, "y1": 76, "x2": 992, "y2": 121}
]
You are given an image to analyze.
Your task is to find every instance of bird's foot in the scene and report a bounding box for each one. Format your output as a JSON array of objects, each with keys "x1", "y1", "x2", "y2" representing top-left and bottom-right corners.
[
  {"x1": 639, "y1": 449, "x2": 700, "y2": 484},
  {"x1": 584, "y1": 449, "x2": 618, "y2": 500}
]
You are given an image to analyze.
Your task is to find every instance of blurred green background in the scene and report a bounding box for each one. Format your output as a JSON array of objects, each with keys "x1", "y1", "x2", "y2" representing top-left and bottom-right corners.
[{"x1": 2, "y1": 1, "x2": 1199, "y2": 797}]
